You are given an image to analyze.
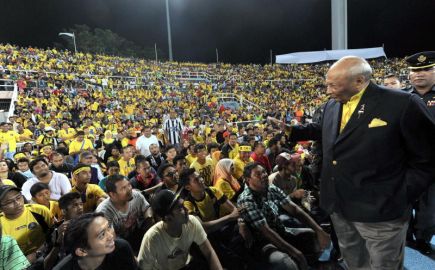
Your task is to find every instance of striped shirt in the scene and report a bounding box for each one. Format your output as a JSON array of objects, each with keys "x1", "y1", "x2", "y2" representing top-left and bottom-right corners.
[
  {"x1": 0, "y1": 236, "x2": 30, "y2": 270},
  {"x1": 163, "y1": 118, "x2": 183, "y2": 145}
]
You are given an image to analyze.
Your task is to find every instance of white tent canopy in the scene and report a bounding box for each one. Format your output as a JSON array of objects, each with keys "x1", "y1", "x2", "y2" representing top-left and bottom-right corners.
[{"x1": 276, "y1": 47, "x2": 386, "y2": 64}]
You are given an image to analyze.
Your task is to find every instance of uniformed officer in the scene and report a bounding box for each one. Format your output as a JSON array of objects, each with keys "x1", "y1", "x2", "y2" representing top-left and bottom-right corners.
[{"x1": 405, "y1": 51, "x2": 435, "y2": 255}]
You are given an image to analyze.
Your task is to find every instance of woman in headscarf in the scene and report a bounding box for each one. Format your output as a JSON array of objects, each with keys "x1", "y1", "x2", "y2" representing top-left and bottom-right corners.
[{"x1": 213, "y1": 158, "x2": 241, "y2": 201}]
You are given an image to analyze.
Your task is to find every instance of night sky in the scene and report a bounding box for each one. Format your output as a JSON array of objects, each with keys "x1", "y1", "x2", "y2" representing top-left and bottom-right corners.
[{"x1": 1, "y1": 0, "x2": 434, "y2": 64}]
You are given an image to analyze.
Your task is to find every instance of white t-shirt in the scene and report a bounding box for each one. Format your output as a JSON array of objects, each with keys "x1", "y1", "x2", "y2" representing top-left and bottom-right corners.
[
  {"x1": 138, "y1": 215, "x2": 207, "y2": 270},
  {"x1": 22, "y1": 171, "x2": 72, "y2": 201},
  {"x1": 136, "y1": 135, "x2": 159, "y2": 157}
]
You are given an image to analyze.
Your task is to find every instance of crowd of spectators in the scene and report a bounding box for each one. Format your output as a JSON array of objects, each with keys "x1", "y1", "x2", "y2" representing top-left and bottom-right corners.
[{"x1": 0, "y1": 44, "x2": 415, "y2": 270}]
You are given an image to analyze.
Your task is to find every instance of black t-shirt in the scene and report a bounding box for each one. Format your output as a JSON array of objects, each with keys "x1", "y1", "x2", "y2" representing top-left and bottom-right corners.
[
  {"x1": 50, "y1": 164, "x2": 73, "y2": 179},
  {"x1": 53, "y1": 238, "x2": 138, "y2": 270}
]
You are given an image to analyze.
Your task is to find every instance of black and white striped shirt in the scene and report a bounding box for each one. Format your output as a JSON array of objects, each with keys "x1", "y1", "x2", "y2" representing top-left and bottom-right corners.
[{"x1": 163, "y1": 117, "x2": 184, "y2": 145}]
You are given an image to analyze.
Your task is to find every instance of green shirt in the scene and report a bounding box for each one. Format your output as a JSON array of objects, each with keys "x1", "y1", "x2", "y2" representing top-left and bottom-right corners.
[{"x1": 0, "y1": 235, "x2": 30, "y2": 270}]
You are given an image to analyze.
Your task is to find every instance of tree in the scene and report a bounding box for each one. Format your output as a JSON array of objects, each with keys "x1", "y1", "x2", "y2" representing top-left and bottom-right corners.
[{"x1": 56, "y1": 24, "x2": 165, "y2": 60}]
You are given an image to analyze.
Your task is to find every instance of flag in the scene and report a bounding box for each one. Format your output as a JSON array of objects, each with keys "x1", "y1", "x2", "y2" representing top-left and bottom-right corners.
[{"x1": 58, "y1": 32, "x2": 75, "y2": 38}]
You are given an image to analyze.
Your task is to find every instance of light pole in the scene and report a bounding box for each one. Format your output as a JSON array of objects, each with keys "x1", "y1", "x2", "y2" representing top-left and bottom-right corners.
[
  {"x1": 59, "y1": 32, "x2": 77, "y2": 54},
  {"x1": 165, "y1": 0, "x2": 173, "y2": 61}
]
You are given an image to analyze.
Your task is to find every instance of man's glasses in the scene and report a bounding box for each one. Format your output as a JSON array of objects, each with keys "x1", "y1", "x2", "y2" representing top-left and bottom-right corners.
[{"x1": 0, "y1": 194, "x2": 23, "y2": 207}]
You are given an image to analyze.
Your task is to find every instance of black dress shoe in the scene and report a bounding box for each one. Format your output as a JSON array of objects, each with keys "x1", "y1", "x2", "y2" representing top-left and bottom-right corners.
[{"x1": 415, "y1": 240, "x2": 433, "y2": 255}]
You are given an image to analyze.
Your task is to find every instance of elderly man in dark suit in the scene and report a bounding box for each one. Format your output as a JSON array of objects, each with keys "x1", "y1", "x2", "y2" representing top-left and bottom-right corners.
[{"x1": 272, "y1": 56, "x2": 435, "y2": 269}]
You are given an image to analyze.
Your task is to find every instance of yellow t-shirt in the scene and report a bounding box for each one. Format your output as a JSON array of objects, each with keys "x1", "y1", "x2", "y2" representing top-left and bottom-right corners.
[
  {"x1": 0, "y1": 131, "x2": 20, "y2": 152},
  {"x1": 118, "y1": 158, "x2": 135, "y2": 177},
  {"x1": 183, "y1": 187, "x2": 229, "y2": 222},
  {"x1": 0, "y1": 179, "x2": 16, "y2": 186},
  {"x1": 58, "y1": 128, "x2": 77, "y2": 143},
  {"x1": 185, "y1": 154, "x2": 197, "y2": 167},
  {"x1": 340, "y1": 87, "x2": 366, "y2": 132},
  {"x1": 91, "y1": 102, "x2": 99, "y2": 111},
  {"x1": 18, "y1": 129, "x2": 33, "y2": 141},
  {"x1": 69, "y1": 139, "x2": 94, "y2": 154},
  {"x1": 71, "y1": 184, "x2": 106, "y2": 213},
  {"x1": 232, "y1": 156, "x2": 254, "y2": 180},
  {"x1": 214, "y1": 178, "x2": 237, "y2": 201},
  {"x1": 49, "y1": 201, "x2": 62, "y2": 221},
  {"x1": 0, "y1": 204, "x2": 53, "y2": 255},
  {"x1": 190, "y1": 158, "x2": 215, "y2": 186}
]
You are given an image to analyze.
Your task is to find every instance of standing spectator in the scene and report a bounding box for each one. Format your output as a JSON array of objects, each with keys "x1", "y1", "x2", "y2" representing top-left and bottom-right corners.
[
  {"x1": 0, "y1": 122, "x2": 20, "y2": 160},
  {"x1": 136, "y1": 126, "x2": 159, "y2": 157},
  {"x1": 163, "y1": 109, "x2": 184, "y2": 148}
]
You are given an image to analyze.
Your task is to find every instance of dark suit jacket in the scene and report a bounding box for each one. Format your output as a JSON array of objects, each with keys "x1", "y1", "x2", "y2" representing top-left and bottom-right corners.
[{"x1": 291, "y1": 82, "x2": 435, "y2": 222}]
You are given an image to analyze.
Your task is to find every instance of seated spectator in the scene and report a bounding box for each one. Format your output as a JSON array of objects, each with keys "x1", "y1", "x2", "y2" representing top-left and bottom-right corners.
[
  {"x1": 58, "y1": 192, "x2": 84, "y2": 222},
  {"x1": 58, "y1": 121, "x2": 76, "y2": 145},
  {"x1": 44, "y1": 192, "x2": 84, "y2": 270},
  {"x1": 206, "y1": 142, "x2": 220, "y2": 168},
  {"x1": 179, "y1": 168, "x2": 251, "y2": 269},
  {"x1": 16, "y1": 157, "x2": 35, "y2": 179},
  {"x1": 77, "y1": 151, "x2": 101, "y2": 185},
  {"x1": 54, "y1": 212, "x2": 138, "y2": 270},
  {"x1": 155, "y1": 163, "x2": 179, "y2": 194},
  {"x1": 22, "y1": 157, "x2": 72, "y2": 201},
  {"x1": 213, "y1": 158, "x2": 242, "y2": 201},
  {"x1": 0, "y1": 159, "x2": 27, "y2": 188},
  {"x1": 130, "y1": 160, "x2": 161, "y2": 195},
  {"x1": 68, "y1": 131, "x2": 94, "y2": 163},
  {"x1": 118, "y1": 146, "x2": 135, "y2": 177},
  {"x1": 163, "y1": 144, "x2": 177, "y2": 165},
  {"x1": 0, "y1": 222, "x2": 31, "y2": 269},
  {"x1": 138, "y1": 189, "x2": 223, "y2": 270},
  {"x1": 50, "y1": 152, "x2": 74, "y2": 178},
  {"x1": 232, "y1": 143, "x2": 254, "y2": 181},
  {"x1": 30, "y1": 182, "x2": 63, "y2": 221},
  {"x1": 269, "y1": 153, "x2": 306, "y2": 201},
  {"x1": 250, "y1": 142, "x2": 272, "y2": 173},
  {"x1": 184, "y1": 144, "x2": 197, "y2": 167},
  {"x1": 220, "y1": 132, "x2": 239, "y2": 159},
  {"x1": 70, "y1": 164, "x2": 107, "y2": 213},
  {"x1": 146, "y1": 143, "x2": 165, "y2": 172},
  {"x1": 0, "y1": 185, "x2": 53, "y2": 263},
  {"x1": 98, "y1": 161, "x2": 120, "y2": 192},
  {"x1": 190, "y1": 144, "x2": 214, "y2": 186},
  {"x1": 237, "y1": 163, "x2": 330, "y2": 269},
  {"x1": 173, "y1": 155, "x2": 188, "y2": 178},
  {"x1": 96, "y1": 174, "x2": 153, "y2": 253},
  {"x1": 105, "y1": 146, "x2": 121, "y2": 163},
  {"x1": 266, "y1": 137, "x2": 281, "y2": 170}
]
